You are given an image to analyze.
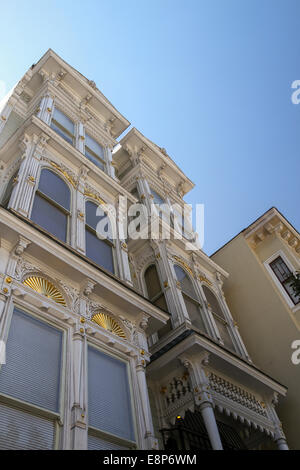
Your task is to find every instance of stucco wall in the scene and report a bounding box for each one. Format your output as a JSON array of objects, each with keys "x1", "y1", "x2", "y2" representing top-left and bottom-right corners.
[{"x1": 212, "y1": 235, "x2": 300, "y2": 449}]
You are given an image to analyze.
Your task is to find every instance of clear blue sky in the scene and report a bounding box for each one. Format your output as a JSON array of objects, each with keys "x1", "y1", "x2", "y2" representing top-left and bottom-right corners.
[{"x1": 1, "y1": 0, "x2": 299, "y2": 255}]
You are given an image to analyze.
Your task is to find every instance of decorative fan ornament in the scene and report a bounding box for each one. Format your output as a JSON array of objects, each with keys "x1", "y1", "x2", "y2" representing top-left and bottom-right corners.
[
  {"x1": 91, "y1": 313, "x2": 126, "y2": 338},
  {"x1": 23, "y1": 276, "x2": 66, "y2": 306}
]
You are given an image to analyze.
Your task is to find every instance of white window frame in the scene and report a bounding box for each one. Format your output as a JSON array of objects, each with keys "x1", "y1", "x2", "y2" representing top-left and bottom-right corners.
[
  {"x1": 86, "y1": 341, "x2": 137, "y2": 449},
  {"x1": 264, "y1": 250, "x2": 300, "y2": 312},
  {"x1": 0, "y1": 299, "x2": 67, "y2": 450}
]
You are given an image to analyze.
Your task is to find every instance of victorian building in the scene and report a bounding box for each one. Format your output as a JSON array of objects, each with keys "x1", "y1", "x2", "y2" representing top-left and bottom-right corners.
[
  {"x1": 212, "y1": 208, "x2": 300, "y2": 449},
  {"x1": 0, "y1": 50, "x2": 290, "y2": 450}
]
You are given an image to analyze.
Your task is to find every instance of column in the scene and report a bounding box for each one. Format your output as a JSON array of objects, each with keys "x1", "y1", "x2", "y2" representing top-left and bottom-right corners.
[
  {"x1": 151, "y1": 240, "x2": 191, "y2": 328},
  {"x1": 37, "y1": 94, "x2": 54, "y2": 125},
  {"x1": 10, "y1": 133, "x2": 49, "y2": 217},
  {"x1": 135, "y1": 358, "x2": 158, "y2": 450},
  {"x1": 75, "y1": 166, "x2": 88, "y2": 253},
  {"x1": 180, "y1": 354, "x2": 223, "y2": 450},
  {"x1": 266, "y1": 393, "x2": 289, "y2": 450},
  {"x1": 105, "y1": 147, "x2": 117, "y2": 180},
  {"x1": 70, "y1": 317, "x2": 88, "y2": 450}
]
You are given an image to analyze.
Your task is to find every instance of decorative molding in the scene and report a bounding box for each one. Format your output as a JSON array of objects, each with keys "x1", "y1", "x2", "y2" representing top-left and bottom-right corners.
[{"x1": 23, "y1": 276, "x2": 66, "y2": 306}]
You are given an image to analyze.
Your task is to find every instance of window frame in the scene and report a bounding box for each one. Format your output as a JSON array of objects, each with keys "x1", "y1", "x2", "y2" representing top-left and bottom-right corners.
[
  {"x1": 84, "y1": 134, "x2": 106, "y2": 171},
  {"x1": 0, "y1": 301, "x2": 67, "y2": 450},
  {"x1": 84, "y1": 200, "x2": 116, "y2": 274},
  {"x1": 30, "y1": 168, "x2": 72, "y2": 244},
  {"x1": 174, "y1": 264, "x2": 206, "y2": 333},
  {"x1": 50, "y1": 107, "x2": 75, "y2": 146},
  {"x1": 264, "y1": 250, "x2": 300, "y2": 309},
  {"x1": 86, "y1": 341, "x2": 137, "y2": 450},
  {"x1": 201, "y1": 284, "x2": 236, "y2": 351}
]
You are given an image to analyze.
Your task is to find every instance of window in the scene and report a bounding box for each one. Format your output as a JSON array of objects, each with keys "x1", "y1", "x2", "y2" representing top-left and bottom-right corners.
[
  {"x1": 87, "y1": 346, "x2": 135, "y2": 449},
  {"x1": 0, "y1": 308, "x2": 63, "y2": 449},
  {"x1": 50, "y1": 108, "x2": 75, "y2": 145},
  {"x1": 269, "y1": 256, "x2": 300, "y2": 305},
  {"x1": 150, "y1": 188, "x2": 165, "y2": 206},
  {"x1": 85, "y1": 134, "x2": 105, "y2": 171},
  {"x1": 202, "y1": 285, "x2": 235, "y2": 351},
  {"x1": 31, "y1": 169, "x2": 71, "y2": 243},
  {"x1": 174, "y1": 265, "x2": 206, "y2": 333},
  {"x1": 144, "y1": 264, "x2": 171, "y2": 338},
  {"x1": 1, "y1": 171, "x2": 18, "y2": 208},
  {"x1": 85, "y1": 201, "x2": 114, "y2": 274}
]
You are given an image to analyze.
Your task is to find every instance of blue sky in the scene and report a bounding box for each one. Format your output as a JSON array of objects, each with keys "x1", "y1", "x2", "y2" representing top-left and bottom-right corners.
[{"x1": 0, "y1": 0, "x2": 299, "y2": 254}]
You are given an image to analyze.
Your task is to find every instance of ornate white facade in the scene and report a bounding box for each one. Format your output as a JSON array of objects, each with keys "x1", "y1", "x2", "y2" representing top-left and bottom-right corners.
[{"x1": 0, "y1": 50, "x2": 289, "y2": 450}]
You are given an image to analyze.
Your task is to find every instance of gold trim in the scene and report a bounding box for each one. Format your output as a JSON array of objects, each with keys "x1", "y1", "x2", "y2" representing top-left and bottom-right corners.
[
  {"x1": 23, "y1": 276, "x2": 66, "y2": 306},
  {"x1": 3, "y1": 288, "x2": 8, "y2": 294},
  {"x1": 91, "y1": 312, "x2": 126, "y2": 338},
  {"x1": 173, "y1": 255, "x2": 194, "y2": 277},
  {"x1": 198, "y1": 275, "x2": 212, "y2": 286},
  {"x1": 1, "y1": 116, "x2": 7, "y2": 121},
  {"x1": 5, "y1": 277, "x2": 12, "y2": 284},
  {"x1": 84, "y1": 190, "x2": 105, "y2": 205},
  {"x1": 49, "y1": 161, "x2": 77, "y2": 188}
]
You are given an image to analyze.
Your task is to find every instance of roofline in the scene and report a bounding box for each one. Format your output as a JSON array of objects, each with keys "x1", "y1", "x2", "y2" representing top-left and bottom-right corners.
[
  {"x1": 119, "y1": 127, "x2": 195, "y2": 188},
  {"x1": 29, "y1": 49, "x2": 131, "y2": 133},
  {"x1": 210, "y1": 206, "x2": 300, "y2": 258}
]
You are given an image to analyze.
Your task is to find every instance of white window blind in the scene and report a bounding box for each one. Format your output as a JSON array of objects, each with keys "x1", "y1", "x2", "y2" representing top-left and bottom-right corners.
[
  {"x1": 88, "y1": 346, "x2": 134, "y2": 442},
  {"x1": 0, "y1": 308, "x2": 62, "y2": 412},
  {"x1": 0, "y1": 402, "x2": 55, "y2": 450}
]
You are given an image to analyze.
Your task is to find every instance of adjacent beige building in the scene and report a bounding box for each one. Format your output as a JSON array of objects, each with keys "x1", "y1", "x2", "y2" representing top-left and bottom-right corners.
[{"x1": 212, "y1": 207, "x2": 300, "y2": 449}]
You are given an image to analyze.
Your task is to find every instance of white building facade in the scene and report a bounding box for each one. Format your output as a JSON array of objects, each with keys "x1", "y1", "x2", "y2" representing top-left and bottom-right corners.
[{"x1": 0, "y1": 50, "x2": 290, "y2": 450}]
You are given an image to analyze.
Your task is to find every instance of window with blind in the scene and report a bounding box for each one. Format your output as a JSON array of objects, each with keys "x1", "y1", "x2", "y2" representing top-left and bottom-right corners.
[
  {"x1": 87, "y1": 346, "x2": 135, "y2": 448},
  {"x1": 85, "y1": 134, "x2": 105, "y2": 171},
  {"x1": 31, "y1": 169, "x2": 71, "y2": 243},
  {"x1": 0, "y1": 308, "x2": 63, "y2": 449},
  {"x1": 50, "y1": 107, "x2": 75, "y2": 145},
  {"x1": 85, "y1": 201, "x2": 115, "y2": 274},
  {"x1": 144, "y1": 264, "x2": 171, "y2": 338},
  {"x1": 269, "y1": 256, "x2": 300, "y2": 305},
  {"x1": 174, "y1": 265, "x2": 206, "y2": 333},
  {"x1": 202, "y1": 285, "x2": 235, "y2": 352}
]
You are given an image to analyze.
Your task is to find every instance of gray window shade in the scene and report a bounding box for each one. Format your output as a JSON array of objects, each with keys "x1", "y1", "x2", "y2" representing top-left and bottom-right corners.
[
  {"x1": 88, "y1": 433, "x2": 128, "y2": 450},
  {"x1": 86, "y1": 229, "x2": 114, "y2": 274},
  {"x1": 31, "y1": 194, "x2": 68, "y2": 242},
  {"x1": 0, "y1": 402, "x2": 55, "y2": 450},
  {"x1": 38, "y1": 169, "x2": 70, "y2": 211},
  {"x1": 0, "y1": 308, "x2": 62, "y2": 412},
  {"x1": 88, "y1": 346, "x2": 134, "y2": 441}
]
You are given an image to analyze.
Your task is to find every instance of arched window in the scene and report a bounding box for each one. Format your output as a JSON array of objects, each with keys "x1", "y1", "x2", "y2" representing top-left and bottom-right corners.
[
  {"x1": 174, "y1": 265, "x2": 206, "y2": 333},
  {"x1": 144, "y1": 264, "x2": 171, "y2": 338},
  {"x1": 31, "y1": 169, "x2": 71, "y2": 243},
  {"x1": 202, "y1": 285, "x2": 235, "y2": 351},
  {"x1": 85, "y1": 201, "x2": 114, "y2": 274},
  {"x1": 2, "y1": 171, "x2": 18, "y2": 208}
]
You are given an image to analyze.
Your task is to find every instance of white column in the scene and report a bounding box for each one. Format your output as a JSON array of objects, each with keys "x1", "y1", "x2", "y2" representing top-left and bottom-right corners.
[
  {"x1": 199, "y1": 402, "x2": 223, "y2": 450},
  {"x1": 76, "y1": 121, "x2": 85, "y2": 153},
  {"x1": 70, "y1": 318, "x2": 88, "y2": 450},
  {"x1": 266, "y1": 394, "x2": 289, "y2": 450},
  {"x1": 37, "y1": 94, "x2": 54, "y2": 125},
  {"x1": 180, "y1": 354, "x2": 223, "y2": 450},
  {"x1": 135, "y1": 359, "x2": 158, "y2": 450},
  {"x1": 10, "y1": 134, "x2": 48, "y2": 217},
  {"x1": 105, "y1": 147, "x2": 117, "y2": 179},
  {"x1": 75, "y1": 167, "x2": 88, "y2": 253}
]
